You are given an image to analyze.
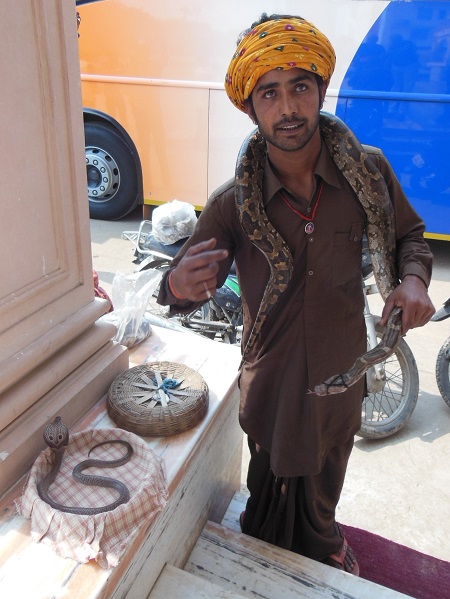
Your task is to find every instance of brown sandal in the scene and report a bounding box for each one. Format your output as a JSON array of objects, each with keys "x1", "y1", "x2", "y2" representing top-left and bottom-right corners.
[{"x1": 327, "y1": 537, "x2": 360, "y2": 576}]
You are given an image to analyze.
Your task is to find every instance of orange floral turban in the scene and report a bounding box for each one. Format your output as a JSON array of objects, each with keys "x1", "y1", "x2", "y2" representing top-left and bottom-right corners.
[{"x1": 225, "y1": 17, "x2": 336, "y2": 112}]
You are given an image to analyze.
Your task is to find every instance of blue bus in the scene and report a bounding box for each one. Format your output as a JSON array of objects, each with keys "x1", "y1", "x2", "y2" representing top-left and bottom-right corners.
[{"x1": 336, "y1": 0, "x2": 450, "y2": 240}]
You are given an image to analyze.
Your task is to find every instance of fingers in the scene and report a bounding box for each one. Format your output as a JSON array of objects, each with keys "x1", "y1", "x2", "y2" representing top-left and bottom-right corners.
[
  {"x1": 381, "y1": 278, "x2": 435, "y2": 334},
  {"x1": 184, "y1": 237, "x2": 218, "y2": 256},
  {"x1": 400, "y1": 301, "x2": 435, "y2": 334},
  {"x1": 382, "y1": 300, "x2": 425, "y2": 335},
  {"x1": 380, "y1": 298, "x2": 394, "y2": 327},
  {"x1": 170, "y1": 238, "x2": 229, "y2": 301},
  {"x1": 184, "y1": 239, "x2": 228, "y2": 268}
]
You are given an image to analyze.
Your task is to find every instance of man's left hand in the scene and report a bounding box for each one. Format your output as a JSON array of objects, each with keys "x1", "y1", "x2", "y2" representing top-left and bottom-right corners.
[{"x1": 380, "y1": 275, "x2": 435, "y2": 335}]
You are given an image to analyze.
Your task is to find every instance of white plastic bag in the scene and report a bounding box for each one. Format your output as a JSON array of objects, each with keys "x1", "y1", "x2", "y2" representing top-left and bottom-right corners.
[
  {"x1": 152, "y1": 200, "x2": 197, "y2": 244},
  {"x1": 103, "y1": 269, "x2": 162, "y2": 348}
]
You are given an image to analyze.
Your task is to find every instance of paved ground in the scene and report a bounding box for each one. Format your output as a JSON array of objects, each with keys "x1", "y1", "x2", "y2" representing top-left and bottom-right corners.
[{"x1": 91, "y1": 208, "x2": 450, "y2": 562}]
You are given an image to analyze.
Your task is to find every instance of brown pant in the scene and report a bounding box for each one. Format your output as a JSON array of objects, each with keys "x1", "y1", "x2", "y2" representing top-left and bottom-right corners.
[{"x1": 241, "y1": 436, "x2": 354, "y2": 561}]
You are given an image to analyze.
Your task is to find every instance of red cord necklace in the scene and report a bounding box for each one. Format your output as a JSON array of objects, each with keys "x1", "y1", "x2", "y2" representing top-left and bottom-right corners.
[{"x1": 278, "y1": 180, "x2": 324, "y2": 234}]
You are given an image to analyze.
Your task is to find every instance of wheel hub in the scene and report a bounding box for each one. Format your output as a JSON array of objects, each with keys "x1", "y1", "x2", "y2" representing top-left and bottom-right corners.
[
  {"x1": 85, "y1": 146, "x2": 120, "y2": 203},
  {"x1": 366, "y1": 365, "x2": 386, "y2": 394}
]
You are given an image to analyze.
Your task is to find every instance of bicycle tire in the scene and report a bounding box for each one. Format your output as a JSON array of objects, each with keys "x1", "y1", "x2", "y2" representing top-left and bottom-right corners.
[
  {"x1": 358, "y1": 321, "x2": 419, "y2": 439},
  {"x1": 435, "y1": 337, "x2": 450, "y2": 408}
]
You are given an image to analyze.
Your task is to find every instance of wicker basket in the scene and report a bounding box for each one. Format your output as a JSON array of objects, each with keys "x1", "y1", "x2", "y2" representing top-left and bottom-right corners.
[{"x1": 107, "y1": 362, "x2": 209, "y2": 436}]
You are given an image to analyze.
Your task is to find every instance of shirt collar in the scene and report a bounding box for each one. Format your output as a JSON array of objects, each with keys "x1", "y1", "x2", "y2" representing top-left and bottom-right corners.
[{"x1": 263, "y1": 139, "x2": 342, "y2": 207}]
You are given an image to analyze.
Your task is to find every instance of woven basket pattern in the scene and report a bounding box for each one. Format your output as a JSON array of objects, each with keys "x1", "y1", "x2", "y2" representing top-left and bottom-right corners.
[{"x1": 107, "y1": 362, "x2": 209, "y2": 436}]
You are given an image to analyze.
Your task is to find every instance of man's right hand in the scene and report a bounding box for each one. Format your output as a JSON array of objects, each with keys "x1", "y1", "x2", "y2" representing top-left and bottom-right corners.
[{"x1": 169, "y1": 238, "x2": 229, "y2": 301}]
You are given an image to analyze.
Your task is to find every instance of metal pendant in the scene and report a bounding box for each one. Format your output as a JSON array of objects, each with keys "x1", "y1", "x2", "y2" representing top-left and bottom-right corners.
[{"x1": 305, "y1": 221, "x2": 314, "y2": 235}]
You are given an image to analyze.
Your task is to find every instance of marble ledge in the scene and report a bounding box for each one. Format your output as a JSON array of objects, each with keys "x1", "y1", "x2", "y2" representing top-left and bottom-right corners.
[{"x1": 0, "y1": 325, "x2": 242, "y2": 599}]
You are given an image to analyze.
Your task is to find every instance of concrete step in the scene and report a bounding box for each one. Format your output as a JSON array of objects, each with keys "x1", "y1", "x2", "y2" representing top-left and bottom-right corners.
[{"x1": 184, "y1": 519, "x2": 411, "y2": 599}]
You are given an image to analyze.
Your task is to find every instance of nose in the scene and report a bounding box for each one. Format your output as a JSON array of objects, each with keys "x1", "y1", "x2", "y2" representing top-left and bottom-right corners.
[{"x1": 279, "y1": 91, "x2": 297, "y2": 117}]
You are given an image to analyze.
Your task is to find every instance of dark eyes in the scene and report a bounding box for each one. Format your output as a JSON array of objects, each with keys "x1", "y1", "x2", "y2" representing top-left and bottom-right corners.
[{"x1": 262, "y1": 83, "x2": 308, "y2": 99}]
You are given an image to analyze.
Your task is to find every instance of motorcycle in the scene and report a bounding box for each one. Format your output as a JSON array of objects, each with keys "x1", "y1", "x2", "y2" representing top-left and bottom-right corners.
[
  {"x1": 123, "y1": 220, "x2": 243, "y2": 344},
  {"x1": 431, "y1": 298, "x2": 450, "y2": 407},
  {"x1": 123, "y1": 221, "x2": 419, "y2": 439}
]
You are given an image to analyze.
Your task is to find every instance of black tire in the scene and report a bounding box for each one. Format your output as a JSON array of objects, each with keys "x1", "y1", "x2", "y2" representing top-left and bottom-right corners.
[
  {"x1": 85, "y1": 121, "x2": 139, "y2": 220},
  {"x1": 436, "y1": 337, "x2": 450, "y2": 408},
  {"x1": 358, "y1": 322, "x2": 420, "y2": 439}
]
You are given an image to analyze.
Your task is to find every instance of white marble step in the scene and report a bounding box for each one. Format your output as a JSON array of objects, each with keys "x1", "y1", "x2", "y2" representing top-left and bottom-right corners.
[
  {"x1": 183, "y1": 516, "x2": 411, "y2": 599},
  {"x1": 148, "y1": 563, "x2": 247, "y2": 598}
]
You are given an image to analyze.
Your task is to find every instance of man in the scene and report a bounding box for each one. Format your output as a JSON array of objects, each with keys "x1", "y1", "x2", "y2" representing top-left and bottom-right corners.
[{"x1": 158, "y1": 14, "x2": 434, "y2": 574}]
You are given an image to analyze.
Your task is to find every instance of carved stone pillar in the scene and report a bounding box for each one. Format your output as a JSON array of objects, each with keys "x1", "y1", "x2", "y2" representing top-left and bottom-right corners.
[{"x1": 0, "y1": 1, "x2": 128, "y2": 496}]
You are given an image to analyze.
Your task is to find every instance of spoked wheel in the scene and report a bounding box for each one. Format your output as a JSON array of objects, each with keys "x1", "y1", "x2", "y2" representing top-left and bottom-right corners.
[
  {"x1": 207, "y1": 301, "x2": 242, "y2": 345},
  {"x1": 178, "y1": 302, "x2": 216, "y2": 339},
  {"x1": 140, "y1": 259, "x2": 215, "y2": 338},
  {"x1": 358, "y1": 322, "x2": 420, "y2": 439},
  {"x1": 436, "y1": 337, "x2": 450, "y2": 408}
]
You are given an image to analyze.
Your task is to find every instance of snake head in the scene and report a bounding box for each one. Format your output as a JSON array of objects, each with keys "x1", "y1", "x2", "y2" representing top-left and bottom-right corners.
[{"x1": 43, "y1": 416, "x2": 69, "y2": 450}]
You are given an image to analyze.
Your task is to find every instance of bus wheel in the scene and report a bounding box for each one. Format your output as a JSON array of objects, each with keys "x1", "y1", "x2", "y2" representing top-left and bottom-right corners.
[{"x1": 85, "y1": 122, "x2": 139, "y2": 220}]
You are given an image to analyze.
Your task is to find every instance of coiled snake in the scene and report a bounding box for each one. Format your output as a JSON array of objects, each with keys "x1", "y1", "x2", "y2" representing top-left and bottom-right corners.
[
  {"x1": 37, "y1": 417, "x2": 133, "y2": 515},
  {"x1": 235, "y1": 112, "x2": 402, "y2": 394}
]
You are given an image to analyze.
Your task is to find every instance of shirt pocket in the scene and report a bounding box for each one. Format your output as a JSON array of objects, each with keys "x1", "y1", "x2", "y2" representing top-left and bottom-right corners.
[{"x1": 332, "y1": 222, "x2": 364, "y2": 288}]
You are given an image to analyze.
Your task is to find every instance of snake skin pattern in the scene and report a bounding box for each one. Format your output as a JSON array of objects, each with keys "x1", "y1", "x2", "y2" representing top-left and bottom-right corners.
[
  {"x1": 37, "y1": 417, "x2": 133, "y2": 515},
  {"x1": 235, "y1": 112, "x2": 402, "y2": 393}
]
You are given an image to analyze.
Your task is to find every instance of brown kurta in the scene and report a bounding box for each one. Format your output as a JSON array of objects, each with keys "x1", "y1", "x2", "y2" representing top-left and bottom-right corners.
[{"x1": 158, "y1": 140, "x2": 432, "y2": 480}]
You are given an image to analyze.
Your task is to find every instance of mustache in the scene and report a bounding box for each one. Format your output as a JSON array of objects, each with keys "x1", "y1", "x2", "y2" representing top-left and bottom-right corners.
[{"x1": 275, "y1": 117, "x2": 305, "y2": 128}]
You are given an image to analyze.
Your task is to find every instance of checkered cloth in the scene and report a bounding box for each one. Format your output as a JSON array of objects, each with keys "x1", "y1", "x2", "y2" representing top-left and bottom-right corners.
[{"x1": 17, "y1": 427, "x2": 167, "y2": 569}]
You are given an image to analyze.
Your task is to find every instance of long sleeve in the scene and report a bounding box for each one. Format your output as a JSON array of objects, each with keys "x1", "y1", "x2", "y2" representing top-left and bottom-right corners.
[
  {"x1": 370, "y1": 150, "x2": 433, "y2": 286},
  {"x1": 156, "y1": 179, "x2": 237, "y2": 314}
]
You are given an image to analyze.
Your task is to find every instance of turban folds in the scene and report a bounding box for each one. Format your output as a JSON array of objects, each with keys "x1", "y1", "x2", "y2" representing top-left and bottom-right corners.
[{"x1": 225, "y1": 17, "x2": 336, "y2": 112}]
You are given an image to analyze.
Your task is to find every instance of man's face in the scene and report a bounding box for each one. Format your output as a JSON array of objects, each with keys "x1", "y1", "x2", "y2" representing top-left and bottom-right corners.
[{"x1": 245, "y1": 67, "x2": 326, "y2": 153}]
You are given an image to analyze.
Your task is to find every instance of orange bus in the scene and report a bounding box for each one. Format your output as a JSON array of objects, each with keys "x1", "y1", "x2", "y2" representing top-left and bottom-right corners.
[
  {"x1": 77, "y1": 1, "x2": 450, "y2": 240},
  {"x1": 77, "y1": 0, "x2": 256, "y2": 219},
  {"x1": 76, "y1": 0, "x2": 385, "y2": 220}
]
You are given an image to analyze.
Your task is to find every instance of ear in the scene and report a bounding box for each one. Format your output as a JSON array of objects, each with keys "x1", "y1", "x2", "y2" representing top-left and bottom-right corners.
[
  {"x1": 243, "y1": 99, "x2": 257, "y2": 125},
  {"x1": 319, "y1": 81, "x2": 329, "y2": 110}
]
